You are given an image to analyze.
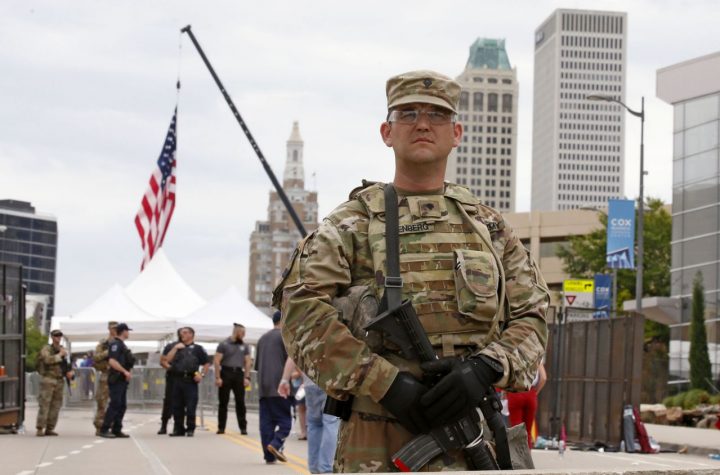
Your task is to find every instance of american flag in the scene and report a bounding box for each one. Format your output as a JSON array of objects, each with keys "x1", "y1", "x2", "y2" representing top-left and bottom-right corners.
[{"x1": 135, "y1": 109, "x2": 177, "y2": 270}]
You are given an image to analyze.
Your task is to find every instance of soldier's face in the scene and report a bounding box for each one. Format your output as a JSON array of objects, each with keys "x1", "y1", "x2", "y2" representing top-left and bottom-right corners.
[{"x1": 380, "y1": 103, "x2": 462, "y2": 168}]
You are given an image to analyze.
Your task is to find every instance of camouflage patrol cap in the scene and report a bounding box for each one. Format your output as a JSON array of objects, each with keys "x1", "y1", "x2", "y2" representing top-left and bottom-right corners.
[
  {"x1": 108, "y1": 321, "x2": 118, "y2": 330},
  {"x1": 386, "y1": 70, "x2": 461, "y2": 113}
]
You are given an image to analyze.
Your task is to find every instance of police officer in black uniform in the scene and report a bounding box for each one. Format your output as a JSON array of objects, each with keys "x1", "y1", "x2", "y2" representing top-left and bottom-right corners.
[
  {"x1": 158, "y1": 329, "x2": 183, "y2": 434},
  {"x1": 213, "y1": 323, "x2": 253, "y2": 435},
  {"x1": 165, "y1": 326, "x2": 209, "y2": 437},
  {"x1": 99, "y1": 323, "x2": 135, "y2": 438}
]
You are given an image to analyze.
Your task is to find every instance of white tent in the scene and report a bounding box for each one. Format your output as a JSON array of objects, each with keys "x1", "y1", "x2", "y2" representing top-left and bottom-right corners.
[
  {"x1": 177, "y1": 286, "x2": 273, "y2": 344},
  {"x1": 52, "y1": 284, "x2": 175, "y2": 341},
  {"x1": 126, "y1": 249, "x2": 206, "y2": 319}
]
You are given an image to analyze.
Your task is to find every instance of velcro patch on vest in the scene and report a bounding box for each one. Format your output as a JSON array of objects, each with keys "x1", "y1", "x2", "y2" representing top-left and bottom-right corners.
[{"x1": 398, "y1": 222, "x2": 433, "y2": 234}]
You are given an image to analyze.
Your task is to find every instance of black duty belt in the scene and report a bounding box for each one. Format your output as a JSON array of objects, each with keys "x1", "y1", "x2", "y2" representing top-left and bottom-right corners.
[
  {"x1": 170, "y1": 371, "x2": 196, "y2": 379},
  {"x1": 221, "y1": 366, "x2": 245, "y2": 373}
]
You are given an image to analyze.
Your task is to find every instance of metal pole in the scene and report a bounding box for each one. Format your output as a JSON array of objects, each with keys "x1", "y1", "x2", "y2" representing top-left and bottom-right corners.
[
  {"x1": 587, "y1": 94, "x2": 645, "y2": 316},
  {"x1": 635, "y1": 97, "x2": 645, "y2": 316},
  {"x1": 612, "y1": 268, "x2": 618, "y2": 317},
  {"x1": 180, "y1": 25, "x2": 307, "y2": 239}
]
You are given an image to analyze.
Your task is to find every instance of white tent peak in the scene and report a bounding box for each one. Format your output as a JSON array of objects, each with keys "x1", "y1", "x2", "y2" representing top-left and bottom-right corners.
[
  {"x1": 178, "y1": 285, "x2": 273, "y2": 343},
  {"x1": 73, "y1": 284, "x2": 161, "y2": 322},
  {"x1": 126, "y1": 248, "x2": 206, "y2": 319},
  {"x1": 54, "y1": 283, "x2": 175, "y2": 341}
]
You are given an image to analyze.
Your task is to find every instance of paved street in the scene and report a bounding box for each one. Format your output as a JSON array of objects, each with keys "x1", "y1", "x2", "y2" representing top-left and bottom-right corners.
[{"x1": 3, "y1": 405, "x2": 720, "y2": 474}]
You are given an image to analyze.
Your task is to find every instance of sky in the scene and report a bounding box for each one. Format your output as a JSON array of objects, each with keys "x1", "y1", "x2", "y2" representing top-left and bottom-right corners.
[{"x1": 2, "y1": 0, "x2": 718, "y2": 316}]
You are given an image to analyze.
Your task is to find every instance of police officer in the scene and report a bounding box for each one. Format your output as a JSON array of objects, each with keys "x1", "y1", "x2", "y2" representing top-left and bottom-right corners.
[
  {"x1": 274, "y1": 70, "x2": 550, "y2": 471},
  {"x1": 99, "y1": 323, "x2": 134, "y2": 438},
  {"x1": 93, "y1": 321, "x2": 118, "y2": 435},
  {"x1": 165, "y1": 326, "x2": 209, "y2": 437},
  {"x1": 35, "y1": 329, "x2": 74, "y2": 436},
  {"x1": 158, "y1": 328, "x2": 183, "y2": 435},
  {"x1": 214, "y1": 323, "x2": 252, "y2": 435}
]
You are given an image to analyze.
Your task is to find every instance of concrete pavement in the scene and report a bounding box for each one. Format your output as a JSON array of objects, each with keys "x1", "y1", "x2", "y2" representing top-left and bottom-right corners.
[
  {"x1": 646, "y1": 423, "x2": 720, "y2": 456},
  {"x1": 3, "y1": 405, "x2": 720, "y2": 474}
]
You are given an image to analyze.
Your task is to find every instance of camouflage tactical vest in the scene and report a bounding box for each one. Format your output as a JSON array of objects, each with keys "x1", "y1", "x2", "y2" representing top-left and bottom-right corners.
[
  {"x1": 37, "y1": 345, "x2": 63, "y2": 379},
  {"x1": 351, "y1": 182, "x2": 507, "y2": 363}
]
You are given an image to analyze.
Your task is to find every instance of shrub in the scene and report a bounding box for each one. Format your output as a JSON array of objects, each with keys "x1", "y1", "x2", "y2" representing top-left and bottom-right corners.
[{"x1": 683, "y1": 389, "x2": 710, "y2": 409}]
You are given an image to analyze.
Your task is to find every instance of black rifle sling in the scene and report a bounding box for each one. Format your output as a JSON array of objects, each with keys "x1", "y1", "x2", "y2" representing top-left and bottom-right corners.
[{"x1": 383, "y1": 184, "x2": 403, "y2": 310}]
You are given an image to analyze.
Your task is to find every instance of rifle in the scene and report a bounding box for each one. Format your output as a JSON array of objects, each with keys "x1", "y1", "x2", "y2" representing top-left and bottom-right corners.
[
  {"x1": 365, "y1": 300, "x2": 508, "y2": 471},
  {"x1": 56, "y1": 347, "x2": 74, "y2": 396}
]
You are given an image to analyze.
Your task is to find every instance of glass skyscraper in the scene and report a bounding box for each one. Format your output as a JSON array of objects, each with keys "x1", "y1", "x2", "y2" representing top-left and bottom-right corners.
[
  {"x1": 0, "y1": 200, "x2": 58, "y2": 330},
  {"x1": 658, "y1": 51, "x2": 720, "y2": 386}
]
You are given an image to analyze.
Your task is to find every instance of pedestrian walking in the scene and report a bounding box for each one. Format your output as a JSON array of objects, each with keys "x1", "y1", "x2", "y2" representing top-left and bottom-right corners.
[
  {"x1": 256, "y1": 311, "x2": 292, "y2": 464},
  {"x1": 214, "y1": 323, "x2": 252, "y2": 435},
  {"x1": 304, "y1": 377, "x2": 339, "y2": 473},
  {"x1": 93, "y1": 321, "x2": 117, "y2": 435},
  {"x1": 35, "y1": 329, "x2": 74, "y2": 436},
  {"x1": 165, "y1": 326, "x2": 209, "y2": 437},
  {"x1": 99, "y1": 323, "x2": 135, "y2": 438}
]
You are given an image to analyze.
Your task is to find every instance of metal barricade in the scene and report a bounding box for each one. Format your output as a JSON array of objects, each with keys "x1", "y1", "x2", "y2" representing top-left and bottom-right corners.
[{"x1": 26, "y1": 367, "x2": 262, "y2": 417}]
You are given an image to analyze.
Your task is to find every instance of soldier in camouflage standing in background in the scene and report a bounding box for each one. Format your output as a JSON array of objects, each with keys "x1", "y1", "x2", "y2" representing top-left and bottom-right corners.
[
  {"x1": 92, "y1": 321, "x2": 118, "y2": 435},
  {"x1": 36, "y1": 329, "x2": 74, "y2": 436},
  {"x1": 275, "y1": 70, "x2": 550, "y2": 471}
]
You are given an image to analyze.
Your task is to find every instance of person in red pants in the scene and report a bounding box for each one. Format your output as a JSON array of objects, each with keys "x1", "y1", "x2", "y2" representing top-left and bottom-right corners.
[{"x1": 507, "y1": 362, "x2": 546, "y2": 448}]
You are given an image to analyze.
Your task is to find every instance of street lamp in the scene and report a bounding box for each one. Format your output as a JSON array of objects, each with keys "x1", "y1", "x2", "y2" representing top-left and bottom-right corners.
[{"x1": 587, "y1": 94, "x2": 645, "y2": 315}]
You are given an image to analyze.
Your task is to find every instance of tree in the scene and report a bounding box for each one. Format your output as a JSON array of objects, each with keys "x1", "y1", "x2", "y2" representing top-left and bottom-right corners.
[
  {"x1": 25, "y1": 318, "x2": 46, "y2": 373},
  {"x1": 689, "y1": 272, "x2": 712, "y2": 391},
  {"x1": 556, "y1": 197, "x2": 671, "y2": 342}
]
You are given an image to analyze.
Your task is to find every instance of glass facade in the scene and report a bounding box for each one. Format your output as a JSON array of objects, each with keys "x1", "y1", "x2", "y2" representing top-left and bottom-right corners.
[
  {"x1": 669, "y1": 92, "x2": 720, "y2": 384},
  {"x1": 0, "y1": 201, "x2": 57, "y2": 327}
]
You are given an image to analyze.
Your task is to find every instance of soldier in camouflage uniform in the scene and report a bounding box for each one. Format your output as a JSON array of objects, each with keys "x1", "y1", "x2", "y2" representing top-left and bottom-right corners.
[
  {"x1": 36, "y1": 330, "x2": 74, "y2": 436},
  {"x1": 93, "y1": 321, "x2": 118, "y2": 435},
  {"x1": 274, "y1": 70, "x2": 550, "y2": 472}
]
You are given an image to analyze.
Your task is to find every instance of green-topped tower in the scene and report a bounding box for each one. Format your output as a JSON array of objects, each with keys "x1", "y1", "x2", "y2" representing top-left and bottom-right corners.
[{"x1": 447, "y1": 38, "x2": 518, "y2": 212}]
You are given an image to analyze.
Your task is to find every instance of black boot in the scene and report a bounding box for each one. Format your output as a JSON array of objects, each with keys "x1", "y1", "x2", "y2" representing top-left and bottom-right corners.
[{"x1": 157, "y1": 422, "x2": 167, "y2": 435}]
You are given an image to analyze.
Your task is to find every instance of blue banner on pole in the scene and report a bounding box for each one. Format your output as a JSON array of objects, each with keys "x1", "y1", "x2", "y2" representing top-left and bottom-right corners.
[
  {"x1": 594, "y1": 273, "x2": 612, "y2": 319},
  {"x1": 606, "y1": 199, "x2": 635, "y2": 269}
]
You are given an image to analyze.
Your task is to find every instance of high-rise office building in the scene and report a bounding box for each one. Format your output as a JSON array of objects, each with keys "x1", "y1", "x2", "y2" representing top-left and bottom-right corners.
[
  {"x1": 657, "y1": 51, "x2": 720, "y2": 384},
  {"x1": 531, "y1": 9, "x2": 627, "y2": 211},
  {"x1": 248, "y1": 122, "x2": 318, "y2": 314},
  {"x1": 447, "y1": 38, "x2": 518, "y2": 212},
  {"x1": 0, "y1": 200, "x2": 58, "y2": 330}
]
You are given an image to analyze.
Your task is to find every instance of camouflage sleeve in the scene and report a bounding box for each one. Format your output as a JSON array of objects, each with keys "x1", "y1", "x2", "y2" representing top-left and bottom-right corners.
[
  {"x1": 39, "y1": 346, "x2": 61, "y2": 365},
  {"x1": 278, "y1": 217, "x2": 399, "y2": 403},
  {"x1": 479, "y1": 221, "x2": 550, "y2": 391},
  {"x1": 95, "y1": 339, "x2": 109, "y2": 363}
]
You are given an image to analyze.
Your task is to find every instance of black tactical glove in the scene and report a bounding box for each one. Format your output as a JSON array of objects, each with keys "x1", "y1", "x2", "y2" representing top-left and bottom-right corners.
[
  {"x1": 379, "y1": 372, "x2": 431, "y2": 435},
  {"x1": 419, "y1": 356, "x2": 502, "y2": 426}
]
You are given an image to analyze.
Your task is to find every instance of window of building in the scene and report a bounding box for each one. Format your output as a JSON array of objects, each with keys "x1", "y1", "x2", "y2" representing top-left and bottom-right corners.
[
  {"x1": 473, "y1": 92, "x2": 483, "y2": 112},
  {"x1": 459, "y1": 92, "x2": 469, "y2": 111},
  {"x1": 502, "y1": 94, "x2": 512, "y2": 113},
  {"x1": 488, "y1": 93, "x2": 498, "y2": 112}
]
